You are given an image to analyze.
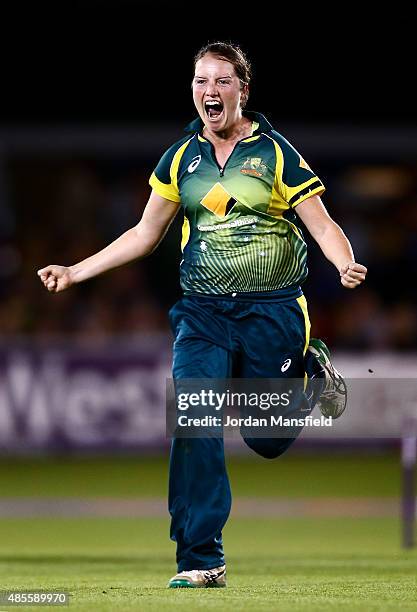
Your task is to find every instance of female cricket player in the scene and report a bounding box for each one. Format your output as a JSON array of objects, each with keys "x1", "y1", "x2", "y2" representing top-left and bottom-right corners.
[{"x1": 38, "y1": 42, "x2": 367, "y2": 588}]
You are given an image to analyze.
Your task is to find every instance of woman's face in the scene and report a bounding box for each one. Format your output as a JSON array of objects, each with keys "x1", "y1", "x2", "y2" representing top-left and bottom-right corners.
[{"x1": 193, "y1": 53, "x2": 247, "y2": 133}]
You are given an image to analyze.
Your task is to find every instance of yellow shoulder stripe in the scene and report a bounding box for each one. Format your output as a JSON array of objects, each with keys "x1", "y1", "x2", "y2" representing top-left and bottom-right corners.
[
  {"x1": 149, "y1": 172, "x2": 181, "y2": 202},
  {"x1": 149, "y1": 137, "x2": 193, "y2": 203},
  {"x1": 265, "y1": 136, "x2": 288, "y2": 217},
  {"x1": 170, "y1": 138, "x2": 193, "y2": 195}
]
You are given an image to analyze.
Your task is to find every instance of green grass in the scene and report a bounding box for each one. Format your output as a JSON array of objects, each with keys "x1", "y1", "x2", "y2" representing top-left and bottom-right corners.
[
  {"x1": 0, "y1": 453, "x2": 414, "y2": 610},
  {"x1": 0, "y1": 517, "x2": 417, "y2": 611},
  {"x1": 0, "y1": 452, "x2": 402, "y2": 498}
]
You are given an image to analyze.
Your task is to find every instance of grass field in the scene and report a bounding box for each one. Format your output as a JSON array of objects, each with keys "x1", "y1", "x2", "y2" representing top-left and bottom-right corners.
[
  {"x1": 0, "y1": 451, "x2": 402, "y2": 498},
  {"x1": 0, "y1": 452, "x2": 416, "y2": 611}
]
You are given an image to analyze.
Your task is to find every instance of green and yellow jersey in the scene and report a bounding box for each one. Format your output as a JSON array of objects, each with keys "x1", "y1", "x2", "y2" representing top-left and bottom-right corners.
[{"x1": 149, "y1": 112, "x2": 325, "y2": 295}]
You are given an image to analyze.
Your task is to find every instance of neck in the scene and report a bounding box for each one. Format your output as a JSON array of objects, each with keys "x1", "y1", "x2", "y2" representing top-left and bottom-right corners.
[{"x1": 203, "y1": 115, "x2": 252, "y2": 144}]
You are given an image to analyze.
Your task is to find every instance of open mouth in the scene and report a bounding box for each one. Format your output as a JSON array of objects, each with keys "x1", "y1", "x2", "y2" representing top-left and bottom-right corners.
[{"x1": 205, "y1": 100, "x2": 224, "y2": 121}]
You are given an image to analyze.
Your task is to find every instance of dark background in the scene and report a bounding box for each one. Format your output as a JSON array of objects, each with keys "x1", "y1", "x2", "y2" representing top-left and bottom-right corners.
[
  {"x1": 1, "y1": 2, "x2": 414, "y2": 125},
  {"x1": 0, "y1": 2, "x2": 416, "y2": 349}
]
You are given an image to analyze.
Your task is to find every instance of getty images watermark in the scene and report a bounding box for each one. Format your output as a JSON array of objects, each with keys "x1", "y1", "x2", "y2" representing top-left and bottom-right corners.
[
  {"x1": 166, "y1": 378, "x2": 333, "y2": 438},
  {"x1": 176, "y1": 389, "x2": 332, "y2": 429}
]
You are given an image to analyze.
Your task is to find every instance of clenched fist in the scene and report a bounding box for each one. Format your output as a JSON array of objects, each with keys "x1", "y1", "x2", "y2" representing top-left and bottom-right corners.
[
  {"x1": 37, "y1": 265, "x2": 75, "y2": 293},
  {"x1": 340, "y1": 262, "x2": 367, "y2": 289}
]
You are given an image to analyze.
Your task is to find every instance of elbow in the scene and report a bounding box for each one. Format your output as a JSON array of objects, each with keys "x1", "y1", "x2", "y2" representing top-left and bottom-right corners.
[
  {"x1": 313, "y1": 218, "x2": 343, "y2": 242},
  {"x1": 133, "y1": 223, "x2": 159, "y2": 257}
]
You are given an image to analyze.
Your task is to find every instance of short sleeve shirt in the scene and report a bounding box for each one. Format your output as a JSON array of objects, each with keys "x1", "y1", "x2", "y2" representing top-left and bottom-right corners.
[{"x1": 149, "y1": 111, "x2": 325, "y2": 295}]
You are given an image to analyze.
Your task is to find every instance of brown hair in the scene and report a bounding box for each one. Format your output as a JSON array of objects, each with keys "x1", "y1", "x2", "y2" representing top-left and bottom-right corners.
[{"x1": 193, "y1": 41, "x2": 251, "y2": 107}]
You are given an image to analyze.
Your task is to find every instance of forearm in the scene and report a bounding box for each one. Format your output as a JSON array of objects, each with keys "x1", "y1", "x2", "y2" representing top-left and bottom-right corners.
[
  {"x1": 314, "y1": 220, "x2": 355, "y2": 272},
  {"x1": 38, "y1": 192, "x2": 180, "y2": 293},
  {"x1": 70, "y1": 225, "x2": 153, "y2": 284},
  {"x1": 295, "y1": 195, "x2": 366, "y2": 289}
]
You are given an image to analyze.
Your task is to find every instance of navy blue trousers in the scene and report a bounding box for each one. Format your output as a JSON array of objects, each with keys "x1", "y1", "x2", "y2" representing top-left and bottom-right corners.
[{"x1": 168, "y1": 291, "x2": 323, "y2": 571}]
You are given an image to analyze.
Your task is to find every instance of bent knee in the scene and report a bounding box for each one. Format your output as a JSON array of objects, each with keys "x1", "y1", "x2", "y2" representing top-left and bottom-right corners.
[
  {"x1": 243, "y1": 437, "x2": 296, "y2": 459},
  {"x1": 256, "y1": 444, "x2": 292, "y2": 459}
]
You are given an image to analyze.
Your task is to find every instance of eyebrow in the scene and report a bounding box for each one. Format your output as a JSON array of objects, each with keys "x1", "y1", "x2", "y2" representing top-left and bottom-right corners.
[{"x1": 194, "y1": 75, "x2": 233, "y2": 80}]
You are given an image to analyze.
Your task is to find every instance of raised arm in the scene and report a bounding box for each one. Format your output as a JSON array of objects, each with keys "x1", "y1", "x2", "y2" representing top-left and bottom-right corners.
[
  {"x1": 295, "y1": 195, "x2": 367, "y2": 289},
  {"x1": 37, "y1": 191, "x2": 180, "y2": 293}
]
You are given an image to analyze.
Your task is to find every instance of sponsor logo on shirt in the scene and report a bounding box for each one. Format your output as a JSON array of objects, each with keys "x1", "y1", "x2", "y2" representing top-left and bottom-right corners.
[
  {"x1": 200, "y1": 183, "x2": 237, "y2": 217},
  {"x1": 188, "y1": 155, "x2": 202, "y2": 173},
  {"x1": 198, "y1": 217, "x2": 257, "y2": 232}
]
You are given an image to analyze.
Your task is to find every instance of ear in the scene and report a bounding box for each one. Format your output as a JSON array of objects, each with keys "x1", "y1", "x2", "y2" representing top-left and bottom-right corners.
[{"x1": 240, "y1": 83, "x2": 249, "y2": 107}]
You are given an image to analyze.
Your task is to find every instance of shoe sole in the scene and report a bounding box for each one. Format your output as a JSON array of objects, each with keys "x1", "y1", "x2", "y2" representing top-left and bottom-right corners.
[
  {"x1": 168, "y1": 579, "x2": 197, "y2": 588},
  {"x1": 309, "y1": 345, "x2": 347, "y2": 419},
  {"x1": 168, "y1": 579, "x2": 226, "y2": 588},
  {"x1": 319, "y1": 362, "x2": 347, "y2": 418}
]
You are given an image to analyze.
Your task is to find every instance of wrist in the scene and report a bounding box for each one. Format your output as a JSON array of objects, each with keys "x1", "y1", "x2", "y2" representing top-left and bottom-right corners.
[{"x1": 69, "y1": 265, "x2": 83, "y2": 284}]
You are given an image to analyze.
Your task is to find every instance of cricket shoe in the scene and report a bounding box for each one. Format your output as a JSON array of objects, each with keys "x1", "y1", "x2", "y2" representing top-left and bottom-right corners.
[
  {"x1": 308, "y1": 338, "x2": 347, "y2": 419},
  {"x1": 167, "y1": 564, "x2": 226, "y2": 588}
]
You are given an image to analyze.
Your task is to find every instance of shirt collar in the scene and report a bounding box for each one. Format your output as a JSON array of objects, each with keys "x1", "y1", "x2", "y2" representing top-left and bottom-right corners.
[{"x1": 184, "y1": 111, "x2": 273, "y2": 135}]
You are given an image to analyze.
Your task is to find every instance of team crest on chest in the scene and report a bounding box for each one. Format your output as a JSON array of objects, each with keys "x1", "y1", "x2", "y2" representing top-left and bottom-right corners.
[{"x1": 240, "y1": 157, "x2": 267, "y2": 177}]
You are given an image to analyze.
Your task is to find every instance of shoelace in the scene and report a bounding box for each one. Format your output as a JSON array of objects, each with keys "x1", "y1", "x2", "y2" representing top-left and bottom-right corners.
[
  {"x1": 177, "y1": 568, "x2": 224, "y2": 583},
  {"x1": 203, "y1": 568, "x2": 225, "y2": 583},
  {"x1": 322, "y1": 364, "x2": 346, "y2": 396}
]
